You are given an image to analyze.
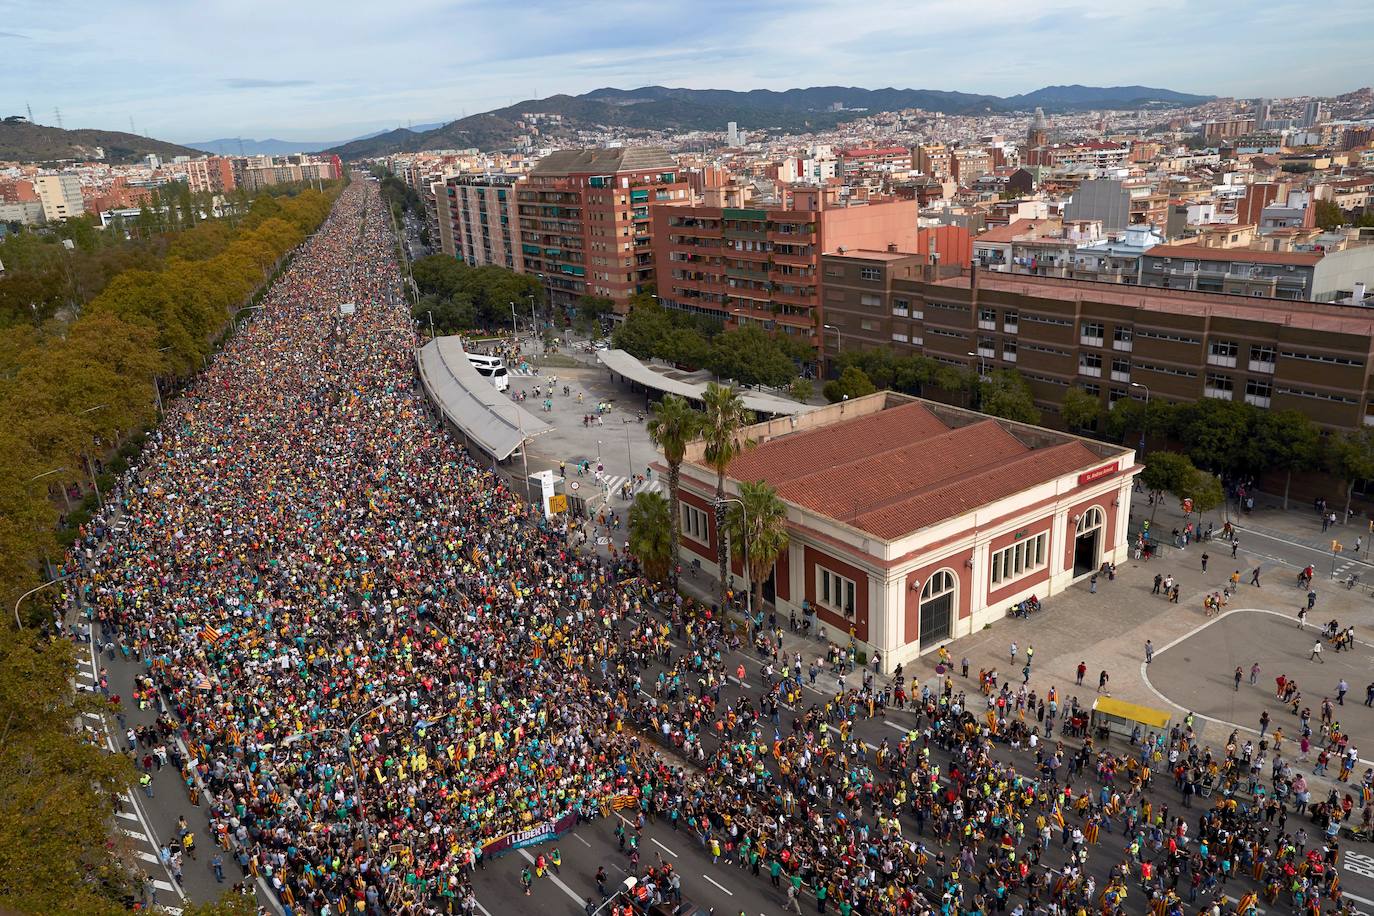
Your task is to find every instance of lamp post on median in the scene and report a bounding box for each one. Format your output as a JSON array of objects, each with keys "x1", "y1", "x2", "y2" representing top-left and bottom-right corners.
[
  {"x1": 283, "y1": 694, "x2": 400, "y2": 844},
  {"x1": 966, "y1": 349, "x2": 987, "y2": 381},
  {"x1": 14, "y1": 574, "x2": 72, "y2": 630},
  {"x1": 822, "y1": 324, "x2": 841, "y2": 380},
  {"x1": 588, "y1": 877, "x2": 639, "y2": 915},
  {"x1": 78, "y1": 404, "x2": 109, "y2": 507},
  {"x1": 1131, "y1": 382, "x2": 1150, "y2": 457}
]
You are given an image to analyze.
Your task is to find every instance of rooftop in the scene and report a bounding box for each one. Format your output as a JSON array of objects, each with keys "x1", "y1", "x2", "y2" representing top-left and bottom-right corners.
[
  {"x1": 1142, "y1": 243, "x2": 1323, "y2": 266},
  {"x1": 529, "y1": 147, "x2": 677, "y2": 177},
  {"x1": 935, "y1": 272, "x2": 1374, "y2": 336},
  {"x1": 698, "y1": 397, "x2": 1108, "y2": 541}
]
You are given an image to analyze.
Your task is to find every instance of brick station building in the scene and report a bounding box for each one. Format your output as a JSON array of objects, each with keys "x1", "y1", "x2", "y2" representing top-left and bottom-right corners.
[{"x1": 669, "y1": 393, "x2": 1140, "y2": 672}]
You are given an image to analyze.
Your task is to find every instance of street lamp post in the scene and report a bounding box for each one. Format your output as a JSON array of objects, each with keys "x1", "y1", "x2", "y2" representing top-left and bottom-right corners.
[
  {"x1": 283, "y1": 695, "x2": 400, "y2": 844},
  {"x1": 79, "y1": 405, "x2": 109, "y2": 507},
  {"x1": 966, "y1": 350, "x2": 987, "y2": 380},
  {"x1": 14, "y1": 574, "x2": 72, "y2": 630},
  {"x1": 714, "y1": 495, "x2": 751, "y2": 619},
  {"x1": 588, "y1": 878, "x2": 638, "y2": 916},
  {"x1": 1130, "y1": 382, "x2": 1150, "y2": 456},
  {"x1": 625, "y1": 427, "x2": 634, "y2": 494},
  {"x1": 508, "y1": 301, "x2": 519, "y2": 342},
  {"x1": 822, "y1": 324, "x2": 841, "y2": 380}
]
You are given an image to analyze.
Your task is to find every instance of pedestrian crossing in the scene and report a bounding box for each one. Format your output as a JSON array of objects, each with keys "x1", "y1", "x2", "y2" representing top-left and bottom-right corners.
[{"x1": 601, "y1": 474, "x2": 665, "y2": 501}]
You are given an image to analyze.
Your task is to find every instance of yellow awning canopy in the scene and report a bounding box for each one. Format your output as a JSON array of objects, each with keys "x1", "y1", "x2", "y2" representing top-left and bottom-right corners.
[{"x1": 1092, "y1": 697, "x2": 1171, "y2": 729}]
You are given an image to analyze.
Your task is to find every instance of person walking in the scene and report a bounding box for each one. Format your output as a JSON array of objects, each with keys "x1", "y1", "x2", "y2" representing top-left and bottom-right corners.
[
  {"x1": 1259, "y1": 710, "x2": 1270, "y2": 737},
  {"x1": 1251, "y1": 566, "x2": 1262, "y2": 587},
  {"x1": 1144, "y1": 640, "x2": 1154, "y2": 664},
  {"x1": 1249, "y1": 662, "x2": 1261, "y2": 686},
  {"x1": 1234, "y1": 666, "x2": 1244, "y2": 691},
  {"x1": 1010, "y1": 642, "x2": 1018, "y2": 664},
  {"x1": 1098, "y1": 670, "x2": 1110, "y2": 693},
  {"x1": 1310, "y1": 640, "x2": 1325, "y2": 663},
  {"x1": 1231, "y1": 539, "x2": 1239, "y2": 559},
  {"x1": 1298, "y1": 607, "x2": 1308, "y2": 629},
  {"x1": 1201, "y1": 552, "x2": 1209, "y2": 572},
  {"x1": 1338, "y1": 679, "x2": 1349, "y2": 705},
  {"x1": 1076, "y1": 661, "x2": 1087, "y2": 685}
]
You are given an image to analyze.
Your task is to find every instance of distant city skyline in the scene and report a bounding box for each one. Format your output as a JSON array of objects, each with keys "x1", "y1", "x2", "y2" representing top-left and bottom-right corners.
[{"x1": 2, "y1": 0, "x2": 1370, "y2": 142}]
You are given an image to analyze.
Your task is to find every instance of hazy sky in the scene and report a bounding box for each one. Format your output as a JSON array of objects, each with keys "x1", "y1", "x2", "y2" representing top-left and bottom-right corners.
[{"x1": 3, "y1": 0, "x2": 1369, "y2": 143}]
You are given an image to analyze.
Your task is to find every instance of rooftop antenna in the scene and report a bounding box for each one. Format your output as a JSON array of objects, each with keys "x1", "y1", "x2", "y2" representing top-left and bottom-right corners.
[
  {"x1": 26, "y1": 102, "x2": 33, "y2": 123},
  {"x1": 54, "y1": 107, "x2": 63, "y2": 130},
  {"x1": 129, "y1": 116, "x2": 136, "y2": 136},
  {"x1": 237, "y1": 137, "x2": 245, "y2": 156}
]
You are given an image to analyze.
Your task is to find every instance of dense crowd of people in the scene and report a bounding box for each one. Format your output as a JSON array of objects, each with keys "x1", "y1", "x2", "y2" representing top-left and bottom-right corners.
[{"x1": 75, "y1": 179, "x2": 1366, "y2": 916}]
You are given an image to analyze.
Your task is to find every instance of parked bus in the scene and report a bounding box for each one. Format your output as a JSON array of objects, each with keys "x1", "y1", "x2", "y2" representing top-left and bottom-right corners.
[{"x1": 466, "y1": 353, "x2": 509, "y2": 392}]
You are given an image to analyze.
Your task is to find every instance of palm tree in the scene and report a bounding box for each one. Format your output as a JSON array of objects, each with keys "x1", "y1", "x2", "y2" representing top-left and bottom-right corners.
[
  {"x1": 724, "y1": 480, "x2": 791, "y2": 613},
  {"x1": 627, "y1": 491, "x2": 673, "y2": 581},
  {"x1": 646, "y1": 394, "x2": 703, "y2": 584},
  {"x1": 701, "y1": 382, "x2": 755, "y2": 606}
]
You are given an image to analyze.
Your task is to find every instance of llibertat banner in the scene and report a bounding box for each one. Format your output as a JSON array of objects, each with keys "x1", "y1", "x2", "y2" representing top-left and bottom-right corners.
[{"x1": 480, "y1": 810, "x2": 578, "y2": 858}]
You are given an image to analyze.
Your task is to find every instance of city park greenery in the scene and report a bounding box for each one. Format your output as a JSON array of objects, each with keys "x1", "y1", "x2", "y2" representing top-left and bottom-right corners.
[{"x1": 0, "y1": 179, "x2": 339, "y2": 914}]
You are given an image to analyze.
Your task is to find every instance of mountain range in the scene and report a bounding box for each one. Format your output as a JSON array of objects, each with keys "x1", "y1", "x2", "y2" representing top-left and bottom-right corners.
[
  {"x1": 325, "y1": 84, "x2": 1213, "y2": 159},
  {"x1": 0, "y1": 117, "x2": 200, "y2": 164},
  {"x1": 185, "y1": 124, "x2": 446, "y2": 157}
]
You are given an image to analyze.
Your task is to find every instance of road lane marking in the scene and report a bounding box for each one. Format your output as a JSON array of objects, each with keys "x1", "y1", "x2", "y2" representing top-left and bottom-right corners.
[
  {"x1": 572, "y1": 833, "x2": 592, "y2": 847},
  {"x1": 702, "y1": 873, "x2": 734, "y2": 896},
  {"x1": 518, "y1": 848, "x2": 584, "y2": 905},
  {"x1": 152, "y1": 879, "x2": 177, "y2": 893},
  {"x1": 651, "y1": 838, "x2": 679, "y2": 857},
  {"x1": 137, "y1": 850, "x2": 161, "y2": 863},
  {"x1": 120, "y1": 826, "x2": 146, "y2": 838},
  {"x1": 116, "y1": 809, "x2": 139, "y2": 821}
]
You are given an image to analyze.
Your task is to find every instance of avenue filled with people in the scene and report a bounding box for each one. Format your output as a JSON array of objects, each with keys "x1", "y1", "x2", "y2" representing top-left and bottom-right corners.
[{"x1": 76, "y1": 179, "x2": 1365, "y2": 916}]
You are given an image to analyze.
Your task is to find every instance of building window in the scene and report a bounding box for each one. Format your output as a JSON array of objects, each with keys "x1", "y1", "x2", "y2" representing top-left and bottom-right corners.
[
  {"x1": 1113, "y1": 326, "x2": 1133, "y2": 351},
  {"x1": 824, "y1": 264, "x2": 843, "y2": 277},
  {"x1": 1003, "y1": 311, "x2": 1018, "y2": 333},
  {"x1": 1208, "y1": 340, "x2": 1239, "y2": 368},
  {"x1": 1080, "y1": 322, "x2": 1104, "y2": 346},
  {"x1": 817, "y1": 567, "x2": 856, "y2": 616},
  {"x1": 1110, "y1": 358, "x2": 1130, "y2": 383},
  {"x1": 1249, "y1": 344, "x2": 1276, "y2": 373},
  {"x1": 1204, "y1": 373, "x2": 1234, "y2": 400},
  {"x1": 860, "y1": 294, "x2": 882, "y2": 307},
  {"x1": 990, "y1": 532, "x2": 1048, "y2": 587},
  {"x1": 682, "y1": 504, "x2": 709, "y2": 542},
  {"x1": 979, "y1": 308, "x2": 997, "y2": 330},
  {"x1": 1245, "y1": 378, "x2": 1272, "y2": 408},
  {"x1": 860, "y1": 319, "x2": 880, "y2": 332},
  {"x1": 859, "y1": 267, "x2": 881, "y2": 281},
  {"x1": 1002, "y1": 339, "x2": 1018, "y2": 362},
  {"x1": 892, "y1": 332, "x2": 909, "y2": 343},
  {"x1": 1079, "y1": 352, "x2": 1102, "y2": 378}
]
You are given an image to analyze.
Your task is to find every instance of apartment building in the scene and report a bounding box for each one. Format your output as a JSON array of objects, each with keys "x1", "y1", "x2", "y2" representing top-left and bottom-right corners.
[
  {"x1": 436, "y1": 174, "x2": 523, "y2": 272},
  {"x1": 186, "y1": 157, "x2": 236, "y2": 194},
  {"x1": 820, "y1": 256, "x2": 1374, "y2": 431},
  {"x1": 1138, "y1": 243, "x2": 1374, "y2": 302},
  {"x1": 33, "y1": 174, "x2": 84, "y2": 220},
  {"x1": 653, "y1": 185, "x2": 919, "y2": 344},
  {"x1": 913, "y1": 143, "x2": 952, "y2": 180},
  {"x1": 517, "y1": 147, "x2": 691, "y2": 312},
  {"x1": 950, "y1": 148, "x2": 993, "y2": 184}
]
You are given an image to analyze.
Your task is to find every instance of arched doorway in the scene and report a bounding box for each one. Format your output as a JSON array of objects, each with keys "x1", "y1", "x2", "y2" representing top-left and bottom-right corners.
[
  {"x1": 919, "y1": 569, "x2": 956, "y2": 649},
  {"x1": 1074, "y1": 506, "x2": 1105, "y2": 577}
]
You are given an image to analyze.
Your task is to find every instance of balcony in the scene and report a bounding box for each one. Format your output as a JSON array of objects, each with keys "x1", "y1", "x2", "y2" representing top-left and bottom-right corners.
[
  {"x1": 1248, "y1": 359, "x2": 1276, "y2": 374},
  {"x1": 725, "y1": 265, "x2": 769, "y2": 281},
  {"x1": 771, "y1": 251, "x2": 813, "y2": 267},
  {"x1": 1245, "y1": 394, "x2": 1272, "y2": 409},
  {"x1": 1204, "y1": 386, "x2": 1234, "y2": 401}
]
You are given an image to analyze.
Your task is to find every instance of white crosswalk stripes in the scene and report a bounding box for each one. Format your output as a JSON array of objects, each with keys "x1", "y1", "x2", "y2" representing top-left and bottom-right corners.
[{"x1": 599, "y1": 474, "x2": 665, "y2": 501}]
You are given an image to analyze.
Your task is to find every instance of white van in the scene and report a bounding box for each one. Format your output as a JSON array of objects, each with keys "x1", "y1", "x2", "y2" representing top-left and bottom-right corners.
[{"x1": 466, "y1": 353, "x2": 510, "y2": 392}]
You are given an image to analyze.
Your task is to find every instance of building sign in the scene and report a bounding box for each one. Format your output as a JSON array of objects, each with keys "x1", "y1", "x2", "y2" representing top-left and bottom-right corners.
[
  {"x1": 548, "y1": 494, "x2": 568, "y2": 514},
  {"x1": 1077, "y1": 462, "x2": 1119, "y2": 486},
  {"x1": 481, "y1": 810, "x2": 578, "y2": 858}
]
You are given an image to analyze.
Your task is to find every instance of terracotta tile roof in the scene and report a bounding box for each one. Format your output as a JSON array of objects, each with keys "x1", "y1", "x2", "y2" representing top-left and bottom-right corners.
[
  {"x1": 715, "y1": 402, "x2": 1102, "y2": 541},
  {"x1": 975, "y1": 218, "x2": 1058, "y2": 244},
  {"x1": 1143, "y1": 243, "x2": 1322, "y2": 265}
]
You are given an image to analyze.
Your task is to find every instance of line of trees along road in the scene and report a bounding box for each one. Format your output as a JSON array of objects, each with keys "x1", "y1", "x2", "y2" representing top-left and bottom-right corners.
[{"x1": 0, "y1": 185, "x2": 338, "y2": 915}]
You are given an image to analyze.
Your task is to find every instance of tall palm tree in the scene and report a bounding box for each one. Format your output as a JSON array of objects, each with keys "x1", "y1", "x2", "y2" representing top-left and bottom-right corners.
[
  {"x1": 701, "y1": 382, "x2": 755, "y2": 606},
  {"x1": 724, "y1": 480, "x2": 791, "y2": 614},
  {"x1": 627, "y1": 491, "x2": 673, "y2": 581},
  {"x1": 646, "y1": 394, "x2": 703, "y2": 584}
]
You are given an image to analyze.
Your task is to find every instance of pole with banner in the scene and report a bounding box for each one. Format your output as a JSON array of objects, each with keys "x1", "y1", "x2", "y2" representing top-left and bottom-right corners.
[{"x1": 1331, "y1": 539, "x2": 1343, "y2": 579}]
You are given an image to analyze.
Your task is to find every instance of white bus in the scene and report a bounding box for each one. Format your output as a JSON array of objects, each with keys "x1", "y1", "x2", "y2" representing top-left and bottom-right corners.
[{"x1": 466, "y1": 353, "x2": 510, "y2": 392}]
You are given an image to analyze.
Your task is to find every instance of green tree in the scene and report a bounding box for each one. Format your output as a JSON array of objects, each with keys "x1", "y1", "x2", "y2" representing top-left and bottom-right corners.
[
  {"x1": 708, "y1": 325, "x2": 795, "y2": 388},
  {"x1": 978, "y1": 370, "x2": 1041, "y2": 424},
  {"x1": 1329, "y1": 427, "x2": 1374, "y2": 520},
  {"x1": 0, "y1": 635, "x2": 135, "y2": 914},
  {"x1": 1314, "y1": 199, "x2": 1343, "y2": 230},
  {"x1": 627, "y1": 490, "x2": 673, "y2": 581},
  {"x1": 1247, "y1": 409, "x2": 1321, "y2": 509},
  {"x1": 1061, "y1": 386, "x2": 1102, "y2": 432},
  {"x1": 823, "y1": 366, "x2": 876, "y2": 403},
  {"x1": 1180, "y1": 470, "x2": 1225, "y2": 528},
  {"x1": 659, "y1": 326, "x2": 712, "y2": 370},
  {"x1": 1175, "y1": 398, "x2": 1253, "y2": 474},
  {"x1": 612, "y1": 298, "x2": 674, "y2": 359},
  {"x1": 701, "y1": 383, "x2": 755, "y2": 606},
  {"x1": 646, "y1": 394, "x2": 704, "y2": 582},
  {"x1": 788, "y1": 377, "x2": 814, "y2": 404},
  {"x1": 723, "y1": 480, "x2": 791, "y2": 612},
  {"x1": 181, "y1": 892, "x2": 262, "y2": 916},
  {"x1": 1139, "y1": 450, "x2": 1200, "y2": 522}
]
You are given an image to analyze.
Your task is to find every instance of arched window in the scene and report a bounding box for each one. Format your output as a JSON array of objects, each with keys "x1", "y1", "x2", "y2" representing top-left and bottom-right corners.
[
  {"x1": 1076, "y1": 505, "x2": 1104, "y2": 536},
  {"x1": 918, "y1": 568, "x2": 957, "y2": 648},
  {"x1": 921, "y1": 569, "x2": 956, "y2": 602}
]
